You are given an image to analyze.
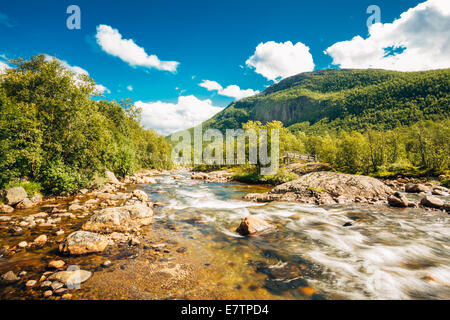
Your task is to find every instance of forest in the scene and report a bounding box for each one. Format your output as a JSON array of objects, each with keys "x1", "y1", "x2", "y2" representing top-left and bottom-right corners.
[{"x1": 0, "y1": 55, "x2": 172, "y2": 196}]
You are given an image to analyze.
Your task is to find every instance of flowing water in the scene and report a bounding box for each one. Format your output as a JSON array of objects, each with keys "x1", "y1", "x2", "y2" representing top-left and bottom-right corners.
[
  {"x1": 142, "y1": 172, "x2": 450, "y2": 300},
  {"x1": 1, "y1": 171, "x2": 449, "y2": 300}
]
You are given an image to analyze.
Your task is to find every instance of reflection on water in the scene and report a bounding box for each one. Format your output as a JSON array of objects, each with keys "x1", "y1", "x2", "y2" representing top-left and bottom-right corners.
[{"x1": 144, "y1": 173, "x2": 450, "y2": 300}]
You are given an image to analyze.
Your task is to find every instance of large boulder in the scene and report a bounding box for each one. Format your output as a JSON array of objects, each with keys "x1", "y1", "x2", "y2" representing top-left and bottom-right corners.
[
  {"x1": 236, "y1": 216, "x2": 274, "y2": 236},
  {"x1": 3, "y1": 187, "x2": 28, "y2": 206},
  {"x1": 59, "y1": 231, "x2": 109, "y2": 255},
  {"x1": 420, "y1": 196, "x2": 444, "y2": 209},
  {"x1": 244, "y1": 171, "x2": 393, "y2": 205},
  {"x1": 82, "y1": 204, "x2": 153, "y2": 233}
]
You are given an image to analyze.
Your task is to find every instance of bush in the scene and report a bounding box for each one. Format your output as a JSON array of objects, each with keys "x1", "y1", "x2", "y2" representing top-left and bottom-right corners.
[{"x1": 39, "y1": 160, "x2": 88, "y2": 196}]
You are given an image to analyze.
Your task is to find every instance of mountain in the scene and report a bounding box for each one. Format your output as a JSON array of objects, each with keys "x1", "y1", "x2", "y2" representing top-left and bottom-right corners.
[{"x1": 201, "y1": 68, "x2": 450, "y2": 133}]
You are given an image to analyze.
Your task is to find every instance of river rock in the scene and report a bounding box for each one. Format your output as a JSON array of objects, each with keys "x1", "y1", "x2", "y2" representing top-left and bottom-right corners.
[
  {"x1": 33, "y1": 234, "x2": 48, "y2": 246},
  {"x1": 405, "y1": 183, "x2": 430, "y2": 193},
  {"x1": 3, "y1": 187, "x2": 28, "y2": 206},
  {"x1": 191, "y1": 170, "x2": 233, "y2": 183},
  {"x1": 82, "y1": 204, "x2": 153, "y2": 233},
  {"x1": 420, "y1": 196, "x2": 444, "y2": 209},
  {"x1": 26, "y1": 280, "x2": 37, "y2": 287},
  {"x1": 1, "y1": 271, "x2": 19, "y2": 283},
  {"x1": 236, "y1": 216, "x2": 274, "y2": 236},
  {"x1": 105, "y1": 169, "x2": 120, "y2": 185},
  {"x1": 387, "y1": 192, "x2": 409, "y2": 208},
  {"x1": 133, "y1": 190, "x2": 149, "y2": 202},
  {"x1": 68, "y1": 203, "x2": 84, "y2": 211},
  {"x1": 48, "y1": 260, "x2": 65, "y2": 269},
  {"x1": 0, "y1": 204, "x2": 14, "y2": 213},
  {"x1": 244, "y1": 172, "x2": 393, "y2": 205},
  {"x1": 16, "y1": 198, "x2": 34, "y2": 209},
  {"x1": 59, "y1": 231, "x2": 109, "y2": 255},
  {"x1": 48, "y1": 270, "x2": 92, "y2": 287}
]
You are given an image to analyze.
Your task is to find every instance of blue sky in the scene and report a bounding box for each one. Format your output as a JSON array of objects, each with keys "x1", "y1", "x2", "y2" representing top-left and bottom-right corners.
[{"x1": 0, "y1": 0, "x2": 449, "y2": 134}]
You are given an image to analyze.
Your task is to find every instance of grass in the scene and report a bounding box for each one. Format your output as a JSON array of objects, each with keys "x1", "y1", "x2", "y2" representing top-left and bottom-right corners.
[
  {"x1": 233, "y1": 167, "x2": 298, "y2": 185},
  {"x1": 4, "y1": 180, "x2": 42, "y2": 197}
]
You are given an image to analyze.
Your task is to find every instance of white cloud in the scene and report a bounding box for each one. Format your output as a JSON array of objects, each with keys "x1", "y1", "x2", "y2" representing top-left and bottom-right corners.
[
  {"x1": 95, "y1": 24, "x2": 179, "y2": 72},
  {"x1": 0, "y1": 60, "x2": 9, "y2": 73},
  {"x1": 94, "y1": 84, "x2": 111, "y2": 95},
  {"x1": 246, "y1": 41, "x2": 315, "y2": 81},
  {"x1": 135, "y1": 95, "x2": 224, "y2": 135},
  {"x1": 199, "y1": 80, "x2": 259, "y2": 100},
  {"x1": 127, "y1": 85, "x2": 133, "y2": 92},
  {"x1": 44, "y1": 55, "x2": 110, "y2": 95},
  {"x1": 325, "y1": 0, "x2": 450, "y2": 71}
]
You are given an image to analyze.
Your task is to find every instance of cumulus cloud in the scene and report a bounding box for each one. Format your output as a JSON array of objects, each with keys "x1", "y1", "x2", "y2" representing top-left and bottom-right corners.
[
  {"x1": 199, "y1": 80, "x2": 259, "y2": 100},
  {"x1": 325, "y1": 0, "x2": 450, "y2": 71},
  {"x1": 95, "y1": 24, "x2": 179, "y2": 72},
  {"x1": 126, "y1": 85, "x2": 133, "y2": 92},
  {"x1": 246, "y1": 41, "x2": 315, "y2": 81},
  {"x1": 44, "y1": 55, "x2": 110, "y2": 94},
  {"x1": 135, "y1": 95, "x2": 224, "y2": 135},
  {"x1": 0, "y1": 60, "x2": 10, "y2": 73}
]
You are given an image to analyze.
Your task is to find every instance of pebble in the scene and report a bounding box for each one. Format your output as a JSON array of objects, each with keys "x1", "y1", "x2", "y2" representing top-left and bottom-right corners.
[
  {"x1": 40, "y1": 280, "x2": 52, "y2": 288},
  {"x1": 48, "y1": 260, "x2": 65, "y2": 269},
  {"x1": 55, "y1": 230, "x2": 65, "y2": 236},
  {"x1": 19, "y1": 271, "x2": 28, "y2": 276},
  {"x1": 176, "y1": 247, "x2": 187, "y2": 253},
  {"x1": 26, "y1": 280, "x2": 37, "y2": 287},
  {"x1": 18, "y1": 241, "x2": 28, "y2": 248},
  {"x1": 44, "y1": 290, "x2": 53, "y2": 298},
  {"x1": 51, "y1": 281, "x2": 64, "y2": 290},
  {"x1": 62, "y1": 293, "x2": 72, "y2": 300},
  {"x1": 102, "y1": 260, "x2": 112, "y2": 267},
  {"x1": 33, "y1": 234, "x2": 48, "y2": 246}
]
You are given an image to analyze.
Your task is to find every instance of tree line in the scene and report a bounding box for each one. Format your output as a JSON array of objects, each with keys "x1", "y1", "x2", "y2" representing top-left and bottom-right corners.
[{"x1": 0, "y1": 55, "x2": 172, "y2": 195}]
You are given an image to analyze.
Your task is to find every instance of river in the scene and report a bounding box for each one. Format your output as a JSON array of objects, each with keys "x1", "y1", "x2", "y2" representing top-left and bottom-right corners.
[{"x1": 1, "y1": 171, "x2": 449, "y2": 299}]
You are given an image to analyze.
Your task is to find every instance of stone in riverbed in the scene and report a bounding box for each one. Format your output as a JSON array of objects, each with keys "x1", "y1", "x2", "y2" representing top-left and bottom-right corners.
[
  {"x1": 0, "y1": 204, "x2": 14, "y2": 213},
  {"x1": 43, "y1": 290, "x2": 53, "y2": 298},
  {"x1": 16, "y1": 198, "x2": 34, "y2": 209},
  {"x1": 68, "y1": 203, "x2": 84, "y2": 211},
  {"x1": 82, "y1": 204, "x2": 153, "y2": 233},
  {"x1": 420, "y1": 196, "x2": 444, "y2": 209},
  {"x1": 387, "y1": 192, "x2": 410, "y2": 208},
  {"x1": 236, "y1": 216, "x2": 274, "y2": 236},
  {"x1": 133, "y1": 190, "x2": 149, "y2": 202},
  {"x1": 244, "y1": 171, "x2": 393, "y2": 205},
  {"x1": 26, "y1": 280, "x2": 37, "y2": 287},
  {"x1": 33, "y1": 234, "x2": 48, "y2": 246},
  {"x1": 105, "y1": 169, "x2": 120, "y2": 185},
  {"x1": 3, "y1": 187, "x2": 28, "y2": 206},
  {"x1": 1, "y1": 271, "x2": 19, "y2": 283},
  {"x1": 48, "y1": 270, "x2": 92, "y2": 287},
  {"x1": 59, "y1": 231, "x2": 109, "y2": 255},
  {"x1": 18, "y1": 241, "x2": 28, "y2": 248},
  {"x1": 48, "y1": 260, "x2": 65, "y2": 269},
  {"x1": 405, "y1": 183, "x2": 430, "y2": 193}
]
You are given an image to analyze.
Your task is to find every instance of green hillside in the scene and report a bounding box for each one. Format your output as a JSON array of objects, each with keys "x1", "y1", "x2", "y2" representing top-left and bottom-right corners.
[{"x1": 202, "y1": 68, "x2": 450, "y2": 133}]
